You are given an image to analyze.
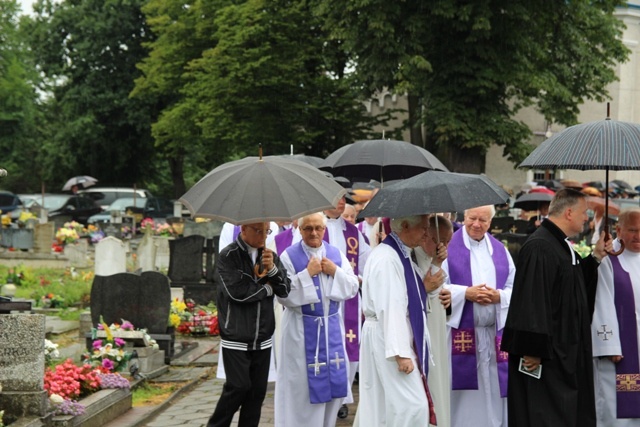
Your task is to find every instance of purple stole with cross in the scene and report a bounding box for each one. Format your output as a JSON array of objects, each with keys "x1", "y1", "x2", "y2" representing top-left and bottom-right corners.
[
  {"x1": 447, "y1": 230, "x2": 509, "y2": 397},
  {"x1": 323, "y1": 221, "x2": 361, "y2": 362},
  {"x1": 285, "y1": 241, "x2": 349, "y2": 403},
  {"x1": 611, "y1": 255, "x2": 640, "y2": 418},
  {"x1": 274, "y1": 228, "x2": 294, "y2": 256}
]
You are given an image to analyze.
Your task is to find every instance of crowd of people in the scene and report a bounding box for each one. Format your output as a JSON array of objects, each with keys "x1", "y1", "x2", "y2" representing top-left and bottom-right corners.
[{"x1": 205, "y1": 181, "x2": 640, "y2": 427}]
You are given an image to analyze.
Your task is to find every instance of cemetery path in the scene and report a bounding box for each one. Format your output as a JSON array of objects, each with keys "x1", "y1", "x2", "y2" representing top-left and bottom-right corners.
[{"x1": 104, "y1": 336, "x2": 358, "y2": 427}]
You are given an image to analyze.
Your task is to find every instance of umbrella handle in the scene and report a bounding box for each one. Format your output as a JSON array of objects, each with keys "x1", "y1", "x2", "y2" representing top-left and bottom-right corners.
[
  {"x1": 254, "y1": 233, "x2": 269, "y2": 278},
  {"x1": 607, "y1": 240, "x2": 625, "y2": 256}
]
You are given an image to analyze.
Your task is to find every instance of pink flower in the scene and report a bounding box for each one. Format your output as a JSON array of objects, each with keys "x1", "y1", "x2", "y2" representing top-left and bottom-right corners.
[
  {"x1": 92, "y1": 340, "x2": 103, "y2": 350},
  {"x1": 120, "y1": 320, "x2": 134, "y2": 331},
  {"x1": 101, "y1": 359, "x2": 114, "y2": 371},
  {"x1": 114, "y1": 338, "x2": 125, "y2": 347}
]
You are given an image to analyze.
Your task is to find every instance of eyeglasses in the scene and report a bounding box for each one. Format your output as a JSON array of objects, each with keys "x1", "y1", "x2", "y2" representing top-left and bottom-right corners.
[
  {"x1": 246, "y1": 226, "x2": 272, "y2": 235},
  {"x1": 301, "y1": 226, "x2": 326, "y2": 233}
]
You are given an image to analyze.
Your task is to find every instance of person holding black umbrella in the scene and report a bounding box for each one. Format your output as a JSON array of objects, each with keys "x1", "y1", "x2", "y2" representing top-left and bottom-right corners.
[{"x1": 207, "y1": 222, "x2": 291, "y2": 427}]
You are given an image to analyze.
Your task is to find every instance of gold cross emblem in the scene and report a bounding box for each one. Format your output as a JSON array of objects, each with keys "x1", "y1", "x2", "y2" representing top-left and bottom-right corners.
[{"x1": 345, "y1": 329, "x2": 357, "y2": 343}]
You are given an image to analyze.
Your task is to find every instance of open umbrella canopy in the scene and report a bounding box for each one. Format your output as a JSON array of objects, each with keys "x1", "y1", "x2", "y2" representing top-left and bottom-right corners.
[
  {"x1": 179, "y1": 156, "x2": 346, "y2": 225},
  {"x1": 520, "y1": 118, "x2": 640, "y2": 171},
  {"x1": 320, "y1": 139, "x2": 448, "y2": 183},
  {"x1": 519, "y1": 111, "x2": 640, "y2": 254},
  {"x1": 62, "y1": 175, "x2": 98, "y2": 191},
  {"x1": 587, "y1": 197, "x2": 621, "y2": 216},
  {"x1": 513, "y1": 192, "x2": 553, "y2": 211},
  {"x1": 274, "y1": 154, "x2": 324, "y2": 168},
  {"x1": 358, "y1": 170, "x2": 509, "y2": 219}
]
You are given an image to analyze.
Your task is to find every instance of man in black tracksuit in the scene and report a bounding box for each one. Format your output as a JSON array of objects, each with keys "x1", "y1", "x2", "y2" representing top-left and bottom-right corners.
[{"x1": 208, "y1": 222, "x2": 290, "y2": 427}]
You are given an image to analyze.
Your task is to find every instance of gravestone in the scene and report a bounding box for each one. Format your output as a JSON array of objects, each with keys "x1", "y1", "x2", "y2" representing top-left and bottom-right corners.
[
  {"x1": 153, "y1": 237, "x2": 171, "y2": 271},
  {"x1": 490, "y1": 216, "x2": 515, "y2": 236},
  {"x1": 94, "y1": 237, "x2": 127, "y2": 276},
  {"x1": 89, "y1": 271, "x2": 174, "y2": 361},
  {"x1": 136, "y1": 233, "x2": 156, "y2": 272},
  {"x1": 168, "y1": 235, "x2": 216, "y2": 305},
  {"x1": 183, "y1": 220, "x2": 222, "y2": 239},
  {"x1": 33, "y1": 223, "x2": 55, "y2": 254},
  {"x1": 0, "y1": 314, "x2": 48, "y2": 419},
  {"x1": 64, "y1": 239, "x2": 89, "y2": 268}
]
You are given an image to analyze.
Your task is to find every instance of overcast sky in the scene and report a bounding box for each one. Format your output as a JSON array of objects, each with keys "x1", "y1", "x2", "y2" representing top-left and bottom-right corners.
[{"x1": 17, "y1": 0, "x2": 34, "y2": 15}]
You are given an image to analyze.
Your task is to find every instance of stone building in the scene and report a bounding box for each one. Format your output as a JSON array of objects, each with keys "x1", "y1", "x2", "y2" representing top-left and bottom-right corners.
[{"x1": 366, "y1": 2, "x2": 640, "y2": 194}]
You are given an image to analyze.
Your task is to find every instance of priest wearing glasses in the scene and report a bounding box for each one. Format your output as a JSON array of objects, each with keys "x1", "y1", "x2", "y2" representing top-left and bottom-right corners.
[{"x1": 275, "y1": 212, "x2": 359, "y2": 427}]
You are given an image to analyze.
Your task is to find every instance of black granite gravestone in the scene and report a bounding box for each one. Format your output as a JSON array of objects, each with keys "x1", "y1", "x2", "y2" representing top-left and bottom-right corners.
[
  {"x1": 168, "y1": 235, "x2": 217, "y2": 305},
  {"x1": 89, "y1": 271, "x2": 173, "y2": 361}
]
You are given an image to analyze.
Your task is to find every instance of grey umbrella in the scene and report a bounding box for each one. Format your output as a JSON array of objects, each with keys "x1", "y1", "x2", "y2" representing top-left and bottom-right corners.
[
  {"x1": 519, "y1": 108, "x2": 640, "y2": 253},
  {"x1": 320, "y1": 139, "x2": 448, "y2": 183},
  {"x1": 357, "y1": 170, "x2": 509, "y2": 219},
  {"x1": 274, "y1": 154, "x2": 324, "y2": 168},
  {"x1": 179, "y1": 155, "x2": 346, "y2": 225},
  {"x1": 513, "y1": 192, "x2": 554, "y2": 212}
]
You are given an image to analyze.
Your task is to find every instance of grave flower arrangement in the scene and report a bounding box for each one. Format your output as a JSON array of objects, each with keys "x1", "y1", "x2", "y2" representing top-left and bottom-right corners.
[
  {"x1": 176, "y1": 299, "x2": 219, "y2": 336},
  {"x1": 83, "y1": 318, "x2": 134, "y2": 372},
  {"x1": 141, "y1": 218, "x2": 175, "y2": 237},
  {"x1": 44, "y1": 359, "x2": 101, "y2": 400},
  {"x1": 55, "y1": 227, "x2": 80, "y2": 245},
  {"x1": 87, "y1": 224, "x2": 105, "y2": 243},
  {"x1": 44, "y1": 339, "x2": 60, "y2": 366},
  {"x1": 169, "y1": 298, "x2": 186, "y2": 328},
  {"x1": 41, "y1": 293, "x2": 66, "y2": 308}
]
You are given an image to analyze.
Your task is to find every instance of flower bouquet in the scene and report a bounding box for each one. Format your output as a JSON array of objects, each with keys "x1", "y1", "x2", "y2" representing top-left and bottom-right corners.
[
  {"x1": 83, "y1": 318, "x2": 133, "y2": 372},
  {"x1": 176, "y1": 299, "x2": 219, "y2": 336},
  {"x1": 572, "y1": 240, "x2": 593, "y2": 258}
]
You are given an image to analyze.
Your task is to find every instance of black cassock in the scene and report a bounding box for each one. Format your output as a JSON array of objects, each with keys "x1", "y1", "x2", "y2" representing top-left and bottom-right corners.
[{"x1": 501, "y1": 219, "x2": 599, "y2": 427}]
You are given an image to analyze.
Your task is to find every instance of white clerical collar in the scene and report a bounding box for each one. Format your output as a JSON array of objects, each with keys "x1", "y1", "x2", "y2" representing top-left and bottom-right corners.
[
  {"x1": 389, "y1": 232, "x2": 411, "y2": 259},
  {"x1": 461, "y1": 226, "x2": 492, "y2": 254},
  {"x1": 326, "y1": 216, "x2": 346, "y2": 230},
  {"x1": 302, "y1": 241, "x2": 325, "y2": 259},
  {"x1": 564, "y1": 238, "x2": 578, "y2": 265},
  {"x1": 247, "y1": 246, "x2": 258, "y2": 264}
]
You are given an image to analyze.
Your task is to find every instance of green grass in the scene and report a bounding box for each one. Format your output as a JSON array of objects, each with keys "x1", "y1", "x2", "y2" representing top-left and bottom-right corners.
[
  {"x1": 132, "y1": 381, "x2": 186, "y2": 406},
  {"x1": 1, "y1": 265, "x2": 93, "y2": 309}
]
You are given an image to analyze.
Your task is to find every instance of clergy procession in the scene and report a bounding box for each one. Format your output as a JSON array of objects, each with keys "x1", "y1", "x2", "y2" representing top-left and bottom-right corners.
[{"x1": 175, "y1": 135, "x2": 640, "y2": 427}]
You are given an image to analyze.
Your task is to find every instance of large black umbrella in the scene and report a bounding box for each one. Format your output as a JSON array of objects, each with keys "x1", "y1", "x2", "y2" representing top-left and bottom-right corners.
[
  {"x1": 513, "y1": 192, "x2": 554, "y2": 212},
  {"x1": 320, "y1": 139, "x2": 448, "y2": 183},
  {"x1": 179, "y1": 153, "x2": 346, "y2": 225},
  {"x1": 519, "y1": 109, "x2": 640, "y2": 253},
  {"x1": 357, "y1": 170, "x2": 509, "y2": 219}
]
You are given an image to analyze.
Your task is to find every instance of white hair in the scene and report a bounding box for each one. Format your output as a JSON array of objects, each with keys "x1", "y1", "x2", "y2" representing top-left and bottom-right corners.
[
  {"x1": 464, "y1": 205, "x2": 496, "y2": 219},
  {"x1": 298, "y1": 212, "x2": 327, "y2": 229},
  {"x1": 390, "y1": 215, "x2": 424, "y2": 233}
]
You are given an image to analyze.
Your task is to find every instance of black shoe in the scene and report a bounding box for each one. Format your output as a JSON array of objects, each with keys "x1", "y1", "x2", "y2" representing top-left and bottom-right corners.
[{"x1": 337, "y1": 404, "x2": 348, "y2": 419}]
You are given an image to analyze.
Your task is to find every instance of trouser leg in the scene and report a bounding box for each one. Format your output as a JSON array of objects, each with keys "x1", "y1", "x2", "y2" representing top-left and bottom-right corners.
[
  {"x1": 207, "y1": 348, "x2": 252, "y2": 427},
  {"x1": 238, "y1": 348, "x2": 271, "y2": 426}
]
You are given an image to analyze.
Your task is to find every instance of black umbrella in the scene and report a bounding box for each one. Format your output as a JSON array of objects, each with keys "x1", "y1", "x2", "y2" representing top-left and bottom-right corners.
[
  {"x1": 519, "y1": 106, "x2": 640, "y2": 253},
  {"x1": 357, "y1": 170, "x2": 509, "y2": 219},
  {"x1": 320, "y1": 139, "x2": 448, "y2": 183},
  {"x1": 513, "y1": 192, "x2": 554, "y2": 212}
]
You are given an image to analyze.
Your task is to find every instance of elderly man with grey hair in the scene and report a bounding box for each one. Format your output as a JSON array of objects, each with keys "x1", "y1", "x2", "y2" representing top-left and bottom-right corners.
[
  {"x1": 354, "y1": 214, "x2": 437, "y2": 427},
  {"x1": 275, "y1": 212, "x2": 359, "y2": 427},
  {"x1": 442, "y1": 205, "x2": 515, "y2": 427}
]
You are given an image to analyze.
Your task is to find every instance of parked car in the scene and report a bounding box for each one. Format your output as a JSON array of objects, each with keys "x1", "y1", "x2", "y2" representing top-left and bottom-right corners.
[
  {"x1": 79, "y1": 187, "x2": 152, "y2": 210},
  {"x1": 34, "y1": 194, "x2": 102, "y2": 226},
  {"x1": 0, "y1": 191, "x2": 23, "y2": 215},
  {"x1": 88, "y1": 196, "x2": 174, "y2": 227}
]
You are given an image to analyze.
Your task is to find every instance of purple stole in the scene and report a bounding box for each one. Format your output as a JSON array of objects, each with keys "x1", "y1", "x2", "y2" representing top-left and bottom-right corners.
[
  {"x1": 274, "y1": 228, "x2": 294, "y2": 256},
  {"x1": 356, "y1": 222, "x2": 370, "y2": 245},
  {"x1": 611, "y1": 255, "x2": 640, "y2": 418},
  {"x1": 232, "y1": 225, "x2": 240, "y2": 241},
  {"x1": 383, "y1": 234, "x2": 438, "y2": 425},
  {"x1": 323, "y1": 221, "x2": 361, "y2": 362},
  {"x1": 447, "y1": 230, "x2": 509, "y2": 398},
  {"x1": 285, "y1": 242, "x2": 348, "y2": 403}
]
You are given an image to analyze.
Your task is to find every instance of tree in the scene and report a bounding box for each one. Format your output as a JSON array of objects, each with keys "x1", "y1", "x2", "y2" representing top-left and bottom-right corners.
[
  {"x1": 0, "y1": 1, "x2": 43, "y2": 192},
  {"x1": 24, "y1": 0, "x2": 159, "y2": 190},
  {"x1": 319, "y1": 0, "x2": 629, "y2": 173},
  {"x1": 135, "y1": 0, "x2": 393, "y2": 196}
]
